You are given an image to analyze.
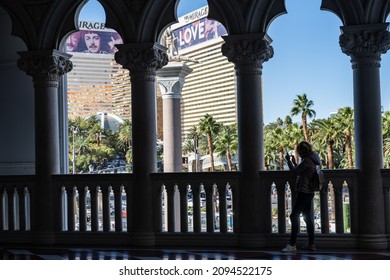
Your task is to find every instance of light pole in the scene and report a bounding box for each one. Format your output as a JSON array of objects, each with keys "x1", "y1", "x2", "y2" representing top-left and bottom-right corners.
[
  {"x1": 194, "y1": 135, "x2": 198, "y2": 172},
  {"x1": 72, "y1": 126, "x2": 77, "y2": 174}
]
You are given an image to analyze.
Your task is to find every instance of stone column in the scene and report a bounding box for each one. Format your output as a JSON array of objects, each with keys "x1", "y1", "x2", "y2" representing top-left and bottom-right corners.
[
  {"x1": 115, "y1": 43, "x2": 168, "y2": 245},
  {"x1": 157, "y1": 62, "x2": 192, "y2": 172},
  {"x1": 340, "y1": 23, "x2": 390, "y2": 249},
  {"x1": 17, "y1": 50, "x2": 72, "y2": 243},
  {"x1": 222, "y1": 34, "x2": 273, "y2": 245}
]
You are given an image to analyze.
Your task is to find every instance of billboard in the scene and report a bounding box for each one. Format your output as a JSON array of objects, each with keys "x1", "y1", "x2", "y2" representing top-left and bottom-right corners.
[
  {"x1": 170, "y1": 17, "x2": 227, "y2": 52},
  {"x1": 65, "y1": 21, "x2": 123, "y2": 54}
]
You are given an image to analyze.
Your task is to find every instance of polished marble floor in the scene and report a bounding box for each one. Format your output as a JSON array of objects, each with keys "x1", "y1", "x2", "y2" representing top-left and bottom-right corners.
[{"x1": 0, "y1": 246, "x2": 389, "y2": 260}]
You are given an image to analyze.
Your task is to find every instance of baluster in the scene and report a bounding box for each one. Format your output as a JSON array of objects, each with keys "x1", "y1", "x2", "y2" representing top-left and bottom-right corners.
[
  {"x1": 67, "y1": 186, "x2": 78, "y2": 232},
  {"x1": 23, "y1": 187, "x2": 31, "y2": 231},
  {"x1": 79, "y1": 186, "x2": 87, "y2": 232},
  {"x1": 166, "y1": 183, "x2": 176, "y2": 232},
  {"x1": 205, "y1": 183, "x2": 215, "y2": 233},
  {"x1": 155, "y1": 184, "x2": 164, "y2": 232},
  {"x1": 13, "y1": 187, "x2": 20, "y2": 230},
  {"x1": 178, "y1": 183, "x2": 188, "y2": 233},
  {"x1": 173, "y1": 184, "x2": 180, "y2": 232},
  {"x1": 125, "y1": 183, "x2": 132, "y2": 233},
  {"x1": 0, "y1": 188, "x2": 4, "y2": 231},
  {"x1": 230, "y1": 182, "x2": 239, "y2": 232},
  {"x1": 8, "y1": 187, "x2": 14, "y2": 231},
  {"x1": 90, "y1": 186, "x2": 99, "y2": 231},
  {"x1": 114, "y1": 185, "x2": 123, "y2": 232},
  {"x1": 192, "y1": 184, "x2": 201, "y2": 233},
  {"x1": 102, "y1": 186, "x2": 111, "y2": 232},
  {"x1": 2, "y1": 188, "x2": 9, "y2": 230},
  {"x1": 61, "y1": 186, "x2": 68, "y2": 231},
  {"x1": 320, "y1": 182, "x2": 330, "y2": 233},
  {"x1": 334, "y1": 180, "x2": 345, "y2": 233},
  {"x1": 218, "y1": 183, "x2": 228, "y2": 233},
  {"x1": 276, "y1": 182, "x2": 287, "y2": 233}
]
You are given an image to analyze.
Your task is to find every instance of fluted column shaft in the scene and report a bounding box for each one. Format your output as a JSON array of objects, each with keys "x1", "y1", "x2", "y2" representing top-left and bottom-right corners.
[
  {"x1": 17, "y1": 50, "x2": 72, "y2": 242},
  {"x1": 222, "y1": 34, "x2": 273, "y2": 239},
  {"x1": 340, "y1": 24, "x2": 390, "y2": 248},
  {"x1": 115, "y1": 43, "x2": 168, "y2": 244}
]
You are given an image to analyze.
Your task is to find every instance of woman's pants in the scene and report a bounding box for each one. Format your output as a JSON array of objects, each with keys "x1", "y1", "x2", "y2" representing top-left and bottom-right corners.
[{"x1": 289, "y1": 192, "x2": 315, "y2": 246}]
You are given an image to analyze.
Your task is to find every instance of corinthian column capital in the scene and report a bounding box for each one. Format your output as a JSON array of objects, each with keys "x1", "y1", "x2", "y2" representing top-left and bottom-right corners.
[
  {"x1": 339, "y1": 24, "x2": 390, "y2": 68},
  {"x1": 115, "y1": 43, "x2": 168, "y2": 82},
  {"x1": 17, "y1": 50, "x2": 73, "y2": 88},
  {"x1": 222, "y1": 34, "x2": 274, "y2": 75}
]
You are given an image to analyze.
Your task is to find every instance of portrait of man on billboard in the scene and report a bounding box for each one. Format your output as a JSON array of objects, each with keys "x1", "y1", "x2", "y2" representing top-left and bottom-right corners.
[
  {"x1": 65, "y1": 32, "x2": 81, "y2": 52},
  {"x1": 64, "y1": 29, "x2": 123, "y2": 55},
  {"x1": 81, "y1": 31, "x2": 108, "y2": 54}
]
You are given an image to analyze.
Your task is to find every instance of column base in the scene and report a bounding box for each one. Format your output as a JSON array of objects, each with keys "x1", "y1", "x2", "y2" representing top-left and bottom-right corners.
[{"x1": 357, "y1": 234, "x2": 389, "y2": 249}]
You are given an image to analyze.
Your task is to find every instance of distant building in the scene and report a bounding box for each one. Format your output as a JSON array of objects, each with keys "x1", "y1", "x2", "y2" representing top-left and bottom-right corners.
[
  {"x1": 166, "y1": 6, "x2": 237, "y2": 137},
  {"x1": 65, "y1": 25, "x2": 131, "y2": 121},
  {"x1": 66, "y1": 6, "x2": 238, "y2": 139}
]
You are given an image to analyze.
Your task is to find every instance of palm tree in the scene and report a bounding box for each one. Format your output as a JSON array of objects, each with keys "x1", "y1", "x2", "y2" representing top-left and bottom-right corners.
[
  {"x1": 118, "y1": 119, "x2": 132, "y2": 150},
  {"x1": 117, "y1": 119, "x2": 132, "y2": 168},
  {"x1": 215, "y1": 124, "x2": 238, "y2": 171},
  {"x1": 286, "y1": 123, "x2": 304, "y2": 163},
  {"x1": 182, "y1": 138, "x2": 195, "y2": 155},
  {"x1": 334, "y1": 107, "x2": 354, "y2": 168},
  {"x1": 264, "y1": 119, "x2": 289, "y2": 170},
  {"x1": 199, "y1": 114, "x2": 221, "y2": 171},
  {"x1": 291, "y1": 93, "x2": 316, "y2": 141},
  {"x1": 272, "y1": 127, "x2": 289, "y2": 170},
  {"x1": 311, "y1": 118, "x2": 339, "y2": 169},
  {"x1": 186, "y1": 126, "x2": 202, "y2": 154}
]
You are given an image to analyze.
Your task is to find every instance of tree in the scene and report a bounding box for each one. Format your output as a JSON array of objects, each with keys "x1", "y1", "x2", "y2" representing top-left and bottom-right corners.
[
  {"x1": 199, "y1": 114, "x2": 221, "y2": 171},
  {"x1": 311, "y1": 118, "x2": 340, "y2": 169},
  {"x1": 334, "y1": 107, "x2": 354, "y2": 168},
  {"x1": 291, "y1": 93, "x2": 316, "y2": 141},
  {"x1": 264, "y1": 119, "x2": 290, "y2": 170},
  {"x1": 215, "y1": 124, "x2": 238, "y2": 171},
  {"x1": 286, "y1": 123, "x2": 304, "y2": 163},
  {"x1": 117, "y1": 119, "x2": 133, "y2": 169},
  {"x1": 118, "y1": 119, "x2": 132, "y2": 150}
]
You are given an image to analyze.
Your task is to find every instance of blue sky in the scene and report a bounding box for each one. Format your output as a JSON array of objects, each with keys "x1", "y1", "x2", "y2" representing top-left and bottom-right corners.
[{"x1": 79, "y1": 0, "x2": 390, "y2": 125}]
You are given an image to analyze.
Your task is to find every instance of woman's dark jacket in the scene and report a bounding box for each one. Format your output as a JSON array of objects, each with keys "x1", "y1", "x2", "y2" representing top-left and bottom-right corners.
[{"x1": 287, "y1": 152, "x2": 321, "y2": 193}]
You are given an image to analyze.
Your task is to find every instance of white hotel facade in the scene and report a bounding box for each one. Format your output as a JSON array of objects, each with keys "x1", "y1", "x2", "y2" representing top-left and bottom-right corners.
[{"x1": 171, "y1": 6, "x2": 237, "y2": 136}]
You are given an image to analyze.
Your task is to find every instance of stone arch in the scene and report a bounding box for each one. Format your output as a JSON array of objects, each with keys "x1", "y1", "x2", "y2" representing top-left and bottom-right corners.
[
  {"x1": 99, "y1": 0, "x2": 177, "y2": 43},
  {"x1": 0, "y1": 0, "x2": 83, "y2": 50},
  {"x1": 207, "y1": 0, "x2": 286, "y2": 35},
  {"x1": 320, "y1": 0, "x2": 390, "y2": 25}
]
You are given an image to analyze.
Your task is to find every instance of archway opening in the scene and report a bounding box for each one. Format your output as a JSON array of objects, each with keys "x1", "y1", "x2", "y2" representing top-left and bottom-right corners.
[{"x1": 60, "y1": 0, "x2": 130, "y2": 175}]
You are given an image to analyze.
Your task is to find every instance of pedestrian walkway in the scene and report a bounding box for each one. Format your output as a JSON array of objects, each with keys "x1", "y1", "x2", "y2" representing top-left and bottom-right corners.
[{"x1": 0, "y1": 246, "x2": 389, "y2": 260}]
